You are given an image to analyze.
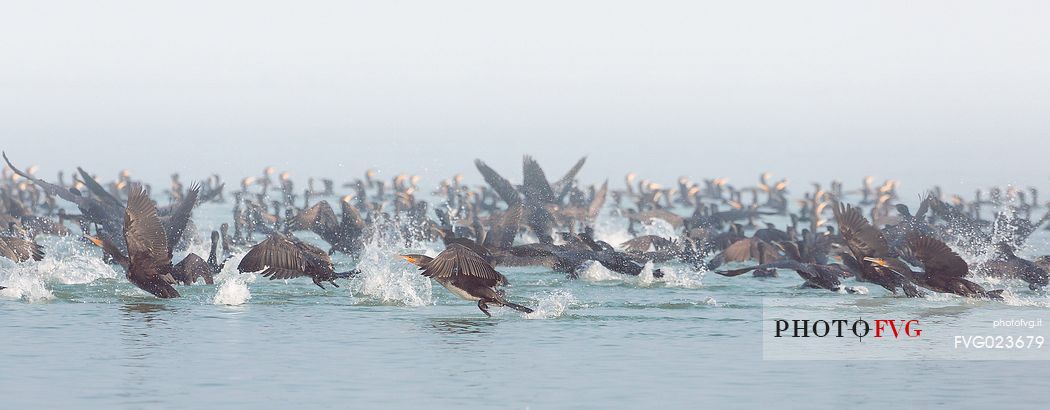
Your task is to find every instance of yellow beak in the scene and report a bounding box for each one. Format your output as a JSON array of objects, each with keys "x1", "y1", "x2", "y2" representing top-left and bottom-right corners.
[
  {"x1": 863, "y1": 257, "x2": 888, "y2": 267},
  {"x1": 85, "y1": 235, "x2": 103, "y2": 248}
]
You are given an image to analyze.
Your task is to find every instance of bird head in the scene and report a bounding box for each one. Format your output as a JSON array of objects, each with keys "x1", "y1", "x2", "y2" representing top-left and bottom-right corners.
[
  {"x1": 400, "y1": 254, "x2": 433, "y2": 267},
  {"x1": 863, "y1": 257, "x2": 914, "y2": 278}
]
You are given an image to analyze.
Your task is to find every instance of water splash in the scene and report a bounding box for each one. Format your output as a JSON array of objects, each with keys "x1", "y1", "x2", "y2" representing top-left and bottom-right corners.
[
  {"x1": 576, "y1": 260, "x2": 622, "y2": 282},
  {"x1": 1, "y1": 237, "x2": 120, "y2": 302},
  {"x1": 998, "y1": 289, "x2": 1050, "y2": 307},
  {"x1": 575, "y1": 260, "x2": 704, "y2": 288},
  {"x1": 637, "y1": 261, "x2": 657, "y2": 286},
  {"x1": 592, "y1": 212, "x2": 633, "y2": 248},
  {"x1": 213, "y1": 254, "x2": 254, "y2": 305},
  {"x1": 651, "y1": 265, "x2": 705, "y2": 289},
  {"x1": 348, "y1": 233, "x2": 435, "y2": 307},
  {"x1": 641, "y1": 218, "x2": 676, "y2": 238},
  {"x1": 836, "y1": 285, "x2": 869, "y2": 295},
  {"x1": 0, "y1": 260, "x2": 54, "y2": 302},
  {"x1": 524, "y1": 290, "x2": 577, "y2": 319}
]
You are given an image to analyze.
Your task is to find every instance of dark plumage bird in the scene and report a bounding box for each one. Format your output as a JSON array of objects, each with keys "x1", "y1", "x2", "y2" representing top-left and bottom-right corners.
[
  {"x1": 865, "y1": 233, "x2": 1003, "y2": 299},
  {"x1": 284, "y1": 197, "x2": 366, "y2": 256},
  {"x1": 171, "y1": 231, "x2": 226, "y2": 285},
  {"x1": 237, "y1": 232, "x2": 359, "y2": 289},
  {"x1": 707, "y1": 237, "x2": 781, "y2": 270},
  {"x1": 86, "y1": 185, "x2": 180, "y2": 298},
  {"x1": 976, "y1": 243, "x2": 1049, "y2": 290},
  {"x1": 714, "y1": 233, "x2": 851, "y2": 290},
  {"x1": 402, "y1": 243, "x2": 534, "y2": 317},
  {"x1": 0, "y1": 236, "x2": 44, "y2": 262},
  {"x1": 833, "y1": 200, "x2": 922, "y2": 297},
  {"x1": 5, "y1": 152, "x2": 126, "y2": 246},
  {"x1": 715, "y1": 258, "x2": 851, "y2": 292}
]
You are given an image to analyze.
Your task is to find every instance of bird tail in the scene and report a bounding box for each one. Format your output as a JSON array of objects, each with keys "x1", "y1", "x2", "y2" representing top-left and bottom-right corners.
[{"x1": 499, "y1": 300, "x2": 534, "y2": 314}]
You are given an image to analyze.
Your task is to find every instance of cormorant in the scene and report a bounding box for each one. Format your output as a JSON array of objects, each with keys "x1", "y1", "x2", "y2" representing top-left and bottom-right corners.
[
  {"x1": 402, "y1": 243, "x2": 534, "y2": 317},
  {"x1": 87, "y1": 185, "x2": 179, "y2": 298},
  {"x1": 832, "y1": 200, "x2": 921, "y2": 297},
  {"x1": 865, "y1": 233, "x2": 1003, "y2": 299},
  {"x1": 237, "y1": 232, "x2": 359, "y2": 289}
]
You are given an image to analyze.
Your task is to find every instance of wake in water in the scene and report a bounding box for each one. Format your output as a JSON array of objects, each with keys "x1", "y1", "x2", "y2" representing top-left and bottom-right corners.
[{"x1": 524, "y1": 290, "x2": 577, "y2": 319}]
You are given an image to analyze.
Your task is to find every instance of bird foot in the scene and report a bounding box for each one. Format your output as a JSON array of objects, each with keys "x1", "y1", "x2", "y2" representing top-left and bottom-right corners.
[{"x1": 477, "y1": 300, "x2": 492, "y2": 317}]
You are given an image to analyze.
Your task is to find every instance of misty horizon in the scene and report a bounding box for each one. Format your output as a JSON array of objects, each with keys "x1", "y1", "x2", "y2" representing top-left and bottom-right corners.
[{"x1": 3, "y1": 0, "x2": 1048, "y2": 197}]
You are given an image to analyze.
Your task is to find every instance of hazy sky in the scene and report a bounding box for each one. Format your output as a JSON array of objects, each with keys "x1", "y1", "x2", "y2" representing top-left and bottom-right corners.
[{"x1": 2, "y1": 1, "x2": 1049, "y2": 197}]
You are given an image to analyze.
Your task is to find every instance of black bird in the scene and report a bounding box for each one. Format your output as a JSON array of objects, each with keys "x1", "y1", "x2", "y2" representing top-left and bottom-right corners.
[
  {"x1": 715, "y1": 258, "x2": 851, "y2": 292},
  {"x1": 237, "y1": 232, "x2": 359, "y2": 289},
  {"x1": 86, "y1": 185, "x2": 179, "y2": 298},
  {"x1": 832, "y1": 200, "x2": 922, "y2": 297},
  {"x1": 865, "y1": 233, "x2": 1003, "y2": 299},
  {"x1": 5, "y1": 152, "x2": 126, "y2": 246},
  {"x1": 284, "y1": 197, "x2": 366, "y2": 256},
  {"x1": 170, "y1": 231, "x2": 226, "y2": 285},
  {"x1": 976, "y1": 243, "x2": 1049, "y2": 290},
  {"x1": 402, "y1": 243, "x2": 534, "y2": 317}
]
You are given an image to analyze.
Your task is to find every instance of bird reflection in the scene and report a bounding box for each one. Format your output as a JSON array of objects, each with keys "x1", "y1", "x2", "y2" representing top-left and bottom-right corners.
[
  {"x1": 120, "y1": 302, "x2": 171, "y2": 324},
  {"x1": 428, "y1": 318, "x2": 499, "y2": 336}
]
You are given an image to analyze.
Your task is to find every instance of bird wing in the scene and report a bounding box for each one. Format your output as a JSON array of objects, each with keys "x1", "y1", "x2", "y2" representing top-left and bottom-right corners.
[
  {"x1": 587, "y1": 180, "x2": 608, "y2": 220},
  {"x1": 715, "y1": 260, "x2": 802, "y2": 277},
  {"x1": 720, "y1": 239, "x2": 755, "y2": 263},
  {"x1": 161, "y1": 183, "x2": 200, "y2": 252},
  {"x1": 832, "y1": 201, "x2": 890, "y2": 259},
  {"x1": 76, "y1": 167, "x2": 123, "y2": 208},
  {"x1": 524, "y1": 205, "x2": 555, "y2": 244},
  {"x1": 904, "y1": 233, "x2": 969, "y2": 278},
  {"x1": 552, "y1": 156, "x2": 587, "y2": 203},
  {"x1": 339, "y1": 200, "x2": 366, "y2": 234},
  {"x1": 124, "y1": 185, "x2": 173, "y2": 270},
  {"x1": 474, "y1": 159, "x2": 521, "y2": 206},
  {"x1": 237, "y1": 233, "x2": 307, "y2": 274},
  {"x1": 422, "y1": 244, "x2": 506, "y2": 286},
  {"x1": 288, "y1": 201, "x2": 339, "y2": 233},
  {"x1": 621, "y1": 236, "x2": 657, "y2": 253},
  {"x1": 482, "y1": 205, "x2": 522, "y2": 251},
  {"x1": 3, "y1": 152, "x2": 83, "y2": 204},
  {"x1": 294, "y1": 236, "x2": 335, "y2": 270},
  {"x1": 522, "y1": 155, "x2": 556, "y2": 205},
  {"x1": 0, "y1": 237, "x2": 45, "y2": 262}
]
